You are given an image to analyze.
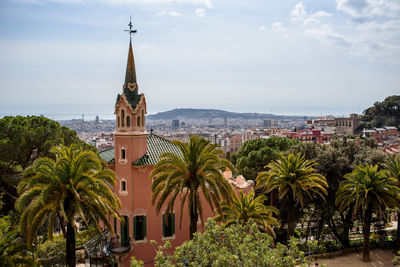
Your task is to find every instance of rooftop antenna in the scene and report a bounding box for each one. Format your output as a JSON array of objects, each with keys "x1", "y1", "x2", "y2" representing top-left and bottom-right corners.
[{"x1": 124, "y1": 16, "x2": 137, "y2": 41}]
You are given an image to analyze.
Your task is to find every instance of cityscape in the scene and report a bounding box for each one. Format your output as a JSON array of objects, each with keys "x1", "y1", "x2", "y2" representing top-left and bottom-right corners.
[{"x1": 62, "y1": 110, "x2": 399, "y2": 156}]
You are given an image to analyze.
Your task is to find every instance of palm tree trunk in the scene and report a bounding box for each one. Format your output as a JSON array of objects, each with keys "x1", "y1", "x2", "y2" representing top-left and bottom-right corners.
[
  {"x1": 397, "y1": 211, "x2": 400, "y2": 249},
  {"x1": 66, "y1": 222, "x2": 76, "y2": 267},
  {"x1": 189, "y1": 200, "x2": 198, "y2": 240},
  {"x1": 362, "y1": 208, "x2": 372, "y2": 262},
  {"x1": 287, "y1": 202, "x2": 296, "y2": 241}
]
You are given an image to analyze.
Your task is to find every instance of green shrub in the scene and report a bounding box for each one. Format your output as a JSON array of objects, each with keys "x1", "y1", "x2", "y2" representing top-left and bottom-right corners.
[
  {"x1": 34, "y1": 235, "x2": 65, "y2": 267},
  {"x1": 135, "y1": 219, "x2": 307, "y2": 267}
]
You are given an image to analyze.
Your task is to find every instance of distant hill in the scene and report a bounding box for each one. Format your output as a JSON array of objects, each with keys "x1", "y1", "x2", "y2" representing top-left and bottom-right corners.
[{"x1": 147, "y1": 108, "x2": 308, "y2": 120}]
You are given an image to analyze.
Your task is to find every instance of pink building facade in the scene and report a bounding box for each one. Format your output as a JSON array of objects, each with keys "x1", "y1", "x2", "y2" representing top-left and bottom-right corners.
[{"x1": 95, "y1": 38, "x2": 216, "y2": 266}]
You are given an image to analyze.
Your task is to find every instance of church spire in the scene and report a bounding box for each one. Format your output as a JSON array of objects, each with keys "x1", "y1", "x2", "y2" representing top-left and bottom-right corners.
[
  {"x1": 124, "y1": 16, "x2": 138, "y2": 85},
  {"x1": 125, "y1": 40, "x2": 137, "y2": 84}
]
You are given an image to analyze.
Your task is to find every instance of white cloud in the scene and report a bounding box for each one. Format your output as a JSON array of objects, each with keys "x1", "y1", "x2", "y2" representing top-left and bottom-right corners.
[
  {"x1": 272, "y1": 22, "x2": 286, "y2": 32},
  {"x1": 259, "y1": 25, "x2": 267, "y2": 31},
  {"x1": 305, "y1": 24, "x2": 352, "y2": 48},
  {"x1": 311, "y1": 11, "x2": 333, "y2": 18},
  {"x1": 291, "y1": 2, "x2": 332, "y2": 25},
  {"x1": 336, "y1": 0, "x2": 400, "y2": 20},
  {"x1": 156, "y1": 10, "x2": 183, "y2": 17},
  {"x1": 195, "y1": 8, "x2": 206, "y2": 17},
  {"x1": 291, "y1": 2, "x2": 307, "y2": 22},
  {"x1": 19, "y1": 0, "x2": 214, "y2": 8}
]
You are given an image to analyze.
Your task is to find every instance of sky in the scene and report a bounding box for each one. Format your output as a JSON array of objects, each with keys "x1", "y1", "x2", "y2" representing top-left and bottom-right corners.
[{"x1": 0, "y1": 0, "x2": 399, "y2": 118}]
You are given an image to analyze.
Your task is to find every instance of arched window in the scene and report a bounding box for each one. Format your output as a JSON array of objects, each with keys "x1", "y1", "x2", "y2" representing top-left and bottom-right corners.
[
  {"x1": 121, "y1": 109, "x2": 125, "y2": 127},
  {"x1": 137, "y1": 116, "x2": 141, "y2": 127},
  {"x1": 127, "y1": 116, "x2": 131, "y2": 127},
  {"x1": 141, "y1": 109, "x2": 145, "y2": 127},
  {"x1": 117, "y1": 116, "x2": 120, "y2": 128}
]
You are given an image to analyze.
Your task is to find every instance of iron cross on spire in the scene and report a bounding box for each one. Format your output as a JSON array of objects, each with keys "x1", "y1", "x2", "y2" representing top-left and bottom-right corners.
[{"x1": 124, "y1": 16, "x2": 137, "y2": 41}]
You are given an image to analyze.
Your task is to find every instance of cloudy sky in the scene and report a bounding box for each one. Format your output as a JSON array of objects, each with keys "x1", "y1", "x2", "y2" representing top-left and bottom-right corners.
[{"x1": 0, "y1": 0, "x2": 399, "y2": 118}]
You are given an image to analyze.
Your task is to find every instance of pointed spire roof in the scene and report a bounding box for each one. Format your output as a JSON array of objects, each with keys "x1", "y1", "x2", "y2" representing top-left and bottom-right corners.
[{"x1": 125, "y1": 40, "x2": 137, "y2": 84}]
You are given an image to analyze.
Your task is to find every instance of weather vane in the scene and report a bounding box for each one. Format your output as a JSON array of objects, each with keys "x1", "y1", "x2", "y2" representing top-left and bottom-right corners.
[{"x1": 124, "y1": 16, "x2": 137, "y2": 41}]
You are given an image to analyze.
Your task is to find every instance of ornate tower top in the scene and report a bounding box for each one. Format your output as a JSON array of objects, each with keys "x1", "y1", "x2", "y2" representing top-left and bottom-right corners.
[
  {"x1": 124, "y1": 16, "x2": 137, "y2": 85},
  {"x1": 116, "y1": 17, "x2": 144, "y2": 111},
  {"x1": 115, "y1": 18, "x2": 147, "y2": 135}
]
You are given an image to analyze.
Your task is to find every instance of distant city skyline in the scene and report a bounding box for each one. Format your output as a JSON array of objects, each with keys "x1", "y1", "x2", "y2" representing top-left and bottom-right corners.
[{"x1": 0, "y1": 0, "x2": 399, "y2": 117}]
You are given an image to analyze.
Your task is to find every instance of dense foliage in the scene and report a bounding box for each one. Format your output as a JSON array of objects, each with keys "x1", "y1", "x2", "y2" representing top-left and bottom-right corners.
[
  {"x1": 0, "y1": 215, "x2": 35, "y2": 266},
  {"x1": 132, "y1": 219, "x2": 306, "y2": 267},
  {"x1": 214, "y1": 191, "x2": 279, "y2": 237},
  {"x1": 291, "y1": 139, "x2": 388, "y2": 248},
  {"x1": 231, "y1": 137, "x2": 299, "y2": 180},
  {"x1": 386, "y1": 155, "x2": 400, "y2": 248},
  {"x1": 151, "y1": 135, "x2": 233, "y2": 239},
  {"x1": 34, "y1": 235, "x2": 66, "y2": 267},
  {"x1": 358, "y1": 95, "x2": 400, "y2": 130},
  {"x1": 336, "y1": 164, "x2": 400, "y2": 261},
  {"x1": 0, "y1": 115, "x2": 94, "y2": 215},
  {"x1": 16, "y1": 144, "x2": 121, "y2": 267},
  {"x1": 257, "y1": 153, "x2": 328, "y2": 240}
]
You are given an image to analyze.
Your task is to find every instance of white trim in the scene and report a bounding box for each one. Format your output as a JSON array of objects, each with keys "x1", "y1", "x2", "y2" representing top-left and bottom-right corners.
[{"x1": 119, "y1": 178, "x2": 128, "y2": 196}]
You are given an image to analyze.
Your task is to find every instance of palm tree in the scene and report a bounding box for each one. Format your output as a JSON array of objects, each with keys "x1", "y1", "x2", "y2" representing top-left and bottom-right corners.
[
  {"x1": 0, "y1": 218, "x2": 36, "y2": 267},
  {"x1": 15, "y1": 144, "x2": 121, "y2": 267},
  {"x1": 336, "y1": 164, "x2": 400, "y2": 262},
  {"x1": 215, "y1": 191, "x2": 279, "y2": 237},
  {"x1": 151, "y1": 135, "x2": 234, "y2": 239},
  {"x1": 256, "y1": 153, "x2": 328, "y2": 239},
  {"x1": 386, "y1": 155, "x2": 400, "y2": 248}
]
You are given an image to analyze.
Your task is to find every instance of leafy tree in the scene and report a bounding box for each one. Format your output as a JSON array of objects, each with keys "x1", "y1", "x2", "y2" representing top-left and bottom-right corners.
[
  {"x1": 336, "y1": 164, "x2": 400, "y2": 262},
  {"x1": 291, "y1": 140, "x2": 388, "y2": 248},
  {"x1": 231, "y1": 137, "x2": 299, "y2": 181},
  {"x1": 150, "y1": 135, "x2": 234, "y2": 239},
  {"x1": 357, "y1": 95, "x2": 400, "y2": 130},
  {"x1": 215, "y1": 191, "x2": 279, "y2": 237},
  {"x1": 147, "y1": 219, "x2": 306, "y2": 267},
  {"x1": 385, "y1": 155, "x2": 400, "y2": 248},
  {"x1": 15, "y1": 144, "x2": 121, "y2": 267},
  {"x1": 0, "y1": 215, "x2": 35, "y2": 266},
  {"x1": 0, "y1": 115, "x2": 93, "y2": 216},
  {"x1": 257, "y1": 153, "x2": 328, "y2": 240}
]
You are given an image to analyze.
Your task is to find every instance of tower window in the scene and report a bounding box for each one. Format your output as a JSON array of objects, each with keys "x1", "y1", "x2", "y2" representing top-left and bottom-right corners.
[
  {"x1": 142, "y1": 109, "x2": 145, "y2": 126},
  {"x1": 117, "y1": 116, "x2": 120, "y2": 128},
  {"x1": 127, "y1": 116, "x2": 131, "y2": 127},
  {"x1": 134, "y1": 215, "x2": 147, "y2": 241},
  {"x1": 163, "y1": 213, "x2": 175, "y2": 237},
  {"x1": 121, "y1": 109, "x2": 125, "y2": 127},
  {"x1": 121, "y1": 180, "x2": 126, "y2": 191},
  {"x1": 137, "y1": 116, "x2": 141, "y2": 127},
  {"x1": 121, "y1": 149, "x2": 126, "y2": 160},
  {"x1": 120, "y1": 216, "x2": 129, "y2": 246}
]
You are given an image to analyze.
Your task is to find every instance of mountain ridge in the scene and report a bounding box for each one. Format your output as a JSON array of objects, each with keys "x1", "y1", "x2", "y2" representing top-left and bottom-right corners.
[{"x1": 147, "y1": 108, "x2": 310, "y2": 120}]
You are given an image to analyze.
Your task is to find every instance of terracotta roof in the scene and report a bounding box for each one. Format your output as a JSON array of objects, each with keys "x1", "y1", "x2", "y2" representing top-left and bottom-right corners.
[{"x1": 98, "y1": 134, "x2": 182, "y2": 166}]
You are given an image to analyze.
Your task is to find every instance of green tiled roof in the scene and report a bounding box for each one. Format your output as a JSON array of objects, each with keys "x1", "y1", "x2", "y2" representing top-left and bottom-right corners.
[
  {"x1": 115, "y1": 90, "x2": 143, "y2": 111},
  {"x1": 98, "y1": 134, "x2": 182, "y2": 166},
  {"x1": 99, "y1": 147, "x2": 115, "y2": 164},
  {"x1": 133, "y1": 134, "x2": 182, "y2": 166}
]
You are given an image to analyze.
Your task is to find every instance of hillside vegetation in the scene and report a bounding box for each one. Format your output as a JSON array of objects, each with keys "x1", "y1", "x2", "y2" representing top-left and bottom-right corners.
[{"x1": 358, "y1": 95, "x2": 400, "y2": 130}]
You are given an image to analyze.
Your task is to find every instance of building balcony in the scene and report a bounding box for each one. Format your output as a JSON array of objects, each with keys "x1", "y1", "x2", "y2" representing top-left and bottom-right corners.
[{"x1": 109, "y1": 236, "x2": 131, "y2": 255}]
